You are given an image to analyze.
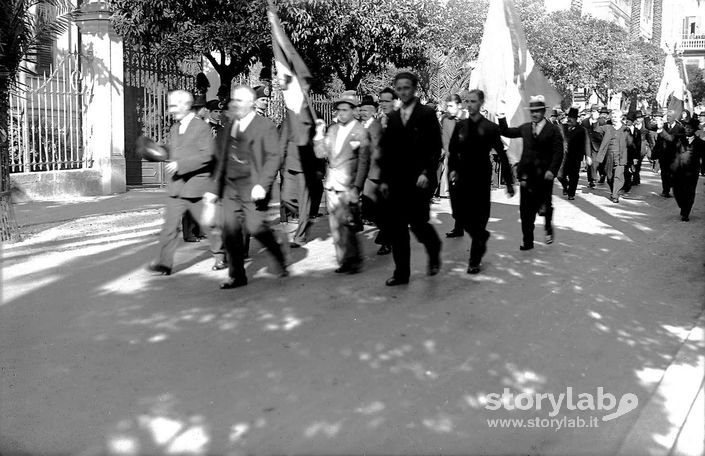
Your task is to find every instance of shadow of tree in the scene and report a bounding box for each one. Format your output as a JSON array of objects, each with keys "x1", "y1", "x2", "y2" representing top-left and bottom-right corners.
[{"x1": 1, "y1": 173, "x2": 703, "y2": 456}]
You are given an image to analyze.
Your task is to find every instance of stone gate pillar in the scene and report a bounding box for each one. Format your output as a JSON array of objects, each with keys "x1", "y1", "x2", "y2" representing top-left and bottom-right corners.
[{"x1": 75, "y1": 1, "x2": 126, "y2": 194}]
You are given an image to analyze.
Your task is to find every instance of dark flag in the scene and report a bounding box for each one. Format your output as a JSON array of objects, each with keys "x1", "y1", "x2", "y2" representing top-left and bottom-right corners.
[{"x1": 267, "y1": 2, "x2": 316, "y2": 146}]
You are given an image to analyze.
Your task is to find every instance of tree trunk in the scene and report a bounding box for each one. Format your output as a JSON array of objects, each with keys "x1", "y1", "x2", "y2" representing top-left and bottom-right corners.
[
  {"x1": 630, "y1": 0, "x2": 642, "y2": 40},
  {"x1": 0, "y1": 78, "x2": 20, "y2": 242},
  {"x1": 652, "y1": 0, "x2": 663, "y2": 46}
]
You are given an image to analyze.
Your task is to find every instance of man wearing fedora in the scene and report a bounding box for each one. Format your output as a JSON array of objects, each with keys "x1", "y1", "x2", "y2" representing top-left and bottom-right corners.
[
  {"x1": 595, "y1": 109, "x2": 630, "y2": 203},
  {"x1": 147, "y1": 90, "x2": 216, "y2": 276},
  {"x1": 498, "y1": 95, "x2": 564, "y2": 250},
  {"x1": 359, "y1": 94, "x2": 392, "y2": 256},
  {"x1": 313, "y1": 92, "x2": 371, "y2": 273},
  {"x1": 671, "y1": 117, "x2": 704, "y2": 221},
  {"x1": 562, "y1": 107, "x2": 590, "y2": 200},
  {"x1": 205, "y1": 85, "x2": 288, "y2": 289},
  {"x1": 379, "y1": 72, "x2": 443, "y2": 285},
  {"x1": 653, "y1": 108, "x2": 685, "y2": 198}
]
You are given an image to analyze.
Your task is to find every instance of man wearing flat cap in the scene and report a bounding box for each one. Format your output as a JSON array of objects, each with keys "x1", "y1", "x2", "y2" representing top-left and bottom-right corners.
[
  {"x1": 314, "y1": 91, "x2": 371, "y2": 274},
  {"x1": 498, "y1": 94, "x2": 564, "y2": 250}
]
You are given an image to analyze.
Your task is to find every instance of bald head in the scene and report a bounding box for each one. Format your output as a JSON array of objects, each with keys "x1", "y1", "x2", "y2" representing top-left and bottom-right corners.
[{"x1": 168, "y1": 90, "x2": 194, "y2": 121}]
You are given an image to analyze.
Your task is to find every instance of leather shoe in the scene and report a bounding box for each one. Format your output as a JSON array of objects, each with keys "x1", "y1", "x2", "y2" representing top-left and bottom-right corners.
[
  {"x1": 427, "y1": 258, "x2": 441, "y2": 276},
  {"x1": 147, "y1": 262, "x2": 172, "y2": 275},
  {"x1": 377, "y1": 245, "x2": 392, "y2": 255},
  {"x1": 183, "y1": 237, "x2": 200, "y2": 243},
  {"x1": 212, "y1": 260, "x2": 228, "y2": 271},
  {"x1": 220, "y1": 277, "x2": 247, "y2": 289},
  {"x1": 385, "y1": 276, "x2": 409, "y2": 286},
  {"x1": 661, "y1": 192, "x2": 671, "y2": 198},
  {"x1": 682, "y1": 215, "x2": 690, "y2": 222},
  {"x1": 519, "y1": 244, "x2": 534, "y2": 251},
  {"x1": 610, "y1": 197, "x2": 619, "y2": 203},
  {"x1": 445, "y1": 230, "x2": 463, "y2": 238},
  {"x1": 335, "y1": 263, "x2": 361, "y2": 274},
  {"x1": 545, "y1": 233, "x2": 554, "y2": 245},
  {"x1": 289, "y1": 241, "x2": 303, "y2": 248},
  {"x1": 467, "y1": 264, "x2": 481, "y2": 274}
]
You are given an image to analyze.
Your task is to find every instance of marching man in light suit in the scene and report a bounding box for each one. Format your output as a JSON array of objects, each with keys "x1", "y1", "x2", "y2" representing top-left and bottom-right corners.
[{"x1": 313, "y1": 92, "x2": 371, "y2": 274}]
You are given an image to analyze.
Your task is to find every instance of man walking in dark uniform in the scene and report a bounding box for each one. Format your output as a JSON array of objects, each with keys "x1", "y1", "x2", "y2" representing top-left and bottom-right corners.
[
  {"x1": 379, "y1": 72, "x2": 443, "y2": 286},
  {"x1": 205, "y1": 85, "x2": 288, "y2": 289},
  {"x1": 498, "y1": 95, "x2": 564, "y2": 250},
  {"x1": 448, "y1": 89, "x2": 514, "y2": 274}
]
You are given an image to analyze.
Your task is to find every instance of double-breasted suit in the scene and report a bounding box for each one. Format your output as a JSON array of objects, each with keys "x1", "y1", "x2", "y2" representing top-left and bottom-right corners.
[
  {"x1": 379, "y1": 100, "x2": 442, "y2": 281},
  {"x1": 499, "y1": 117, "x2": 563, "y2": 247},
  {"x1": 155, "y1": 114, "x2": 215, "y2": 270},
  {"x1": 314, "y1": 119, "x2": 371, "y2": 269},
  {"x1": 211, "y1": 112, "x2": 286, "y2": 283}
]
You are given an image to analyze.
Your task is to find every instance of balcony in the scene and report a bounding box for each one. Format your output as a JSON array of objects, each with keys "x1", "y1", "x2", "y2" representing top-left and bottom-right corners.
[{"x1": 679, "y1": 34, "x2": 705, "y2": 51}]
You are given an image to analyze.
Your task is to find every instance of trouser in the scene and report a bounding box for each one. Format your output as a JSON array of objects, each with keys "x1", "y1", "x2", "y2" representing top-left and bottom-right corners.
[
  {"x1": 221, "y1": 185, "x2": 285, "y2": 281},
  {"x1": 563, "y1": 159, "x2": 581, "y2": 198},
  {"x1": 586, "y1": 151, "x2": 599, "y2": 183},
  {"x1": 157, "y1": 196, "x2": 222, "y2": 268},
  {"x1": 700, "y1": 150, "x2": 705, "y2": 175},
  {"x1": 457, "y1": 186, "x2": 491, "y2": 267},
  {"x1": 673, "y1": 171, "x2": 699, "y2": 218},
  {"x1": 623, "y1": 164, "x2": 633, "y2": 194},
  {"x1": 326, "y1": 188, "x2": 362, "y2": 268},
  {"x1": 439, "y1": 154, "x2": 450, "y2": 197},
  {"x1": 448, "y1": 180, "x2": 463, "y2": 232},
  {"x1": 387, "y1": 195, "x2": 441, "y2": 280},
  {"x1": 659, "y1": 157, "x2": 674, "y2": 194},
  {"x1": 519, "y1": 180, "x2": 553, "y2": 246},
  {"x1": 181, "y1": 210, "x2": 202, "y2": 240},
  {"x1": 362, "y1": 178, "x2": 390, "y2": 247},
  {"x1": 632, "y1": 152, "x2": 647, "y2": 185},
  {"x1": 607, "y1": 165, "x2": 625, "y2": 200},
  {"x1": 282, "y1": 169, "x2": 320, "y2": 243}
]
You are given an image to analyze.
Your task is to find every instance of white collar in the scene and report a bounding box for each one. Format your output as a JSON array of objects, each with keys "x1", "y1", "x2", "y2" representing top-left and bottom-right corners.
[
  {"x1": 237, "y1": 111, "x2": 257, "y2": 132},
  {"x1": 179, "y1": 112, "x2": 196, "y2": 133}
]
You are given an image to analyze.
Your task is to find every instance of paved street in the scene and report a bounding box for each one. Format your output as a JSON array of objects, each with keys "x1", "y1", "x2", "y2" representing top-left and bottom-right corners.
[{"x1": 2, "y1": 173, "x2": 704, "y2": 456}]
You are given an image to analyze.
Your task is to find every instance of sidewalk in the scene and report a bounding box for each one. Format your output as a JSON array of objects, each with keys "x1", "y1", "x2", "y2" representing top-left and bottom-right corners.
[{"x1": 2, "y1": 174, "x2": 704, "y2": 456}]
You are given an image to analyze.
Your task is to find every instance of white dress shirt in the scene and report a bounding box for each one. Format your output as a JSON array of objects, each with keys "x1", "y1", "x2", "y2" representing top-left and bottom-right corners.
[
  {"x1": 178, "y1": 112, "x2": 195, "y2": 134},
  {"x1": 334, "y1": 121, "x2": 356, "y2": 157}
]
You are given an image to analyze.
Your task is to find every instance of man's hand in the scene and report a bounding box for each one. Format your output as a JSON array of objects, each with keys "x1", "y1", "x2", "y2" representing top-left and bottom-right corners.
[
  {"x1": 416, "y1": 174, "x2": 430, "y2": 189},
  {"x1": 449, "y1": 170, "x2": 458, "y2": 184},
  {"x1": 544, "y1": 170, "x2": 555, "y2": 181},
  {"x1": 586, "y1": 156, "x2": 592, "y2": 166},
  {"x1": 656, "y1": 118, "x2": 664, "y2": 131},
  {"x1": 251, "y1": 184, "x2": 266, "y2": 201},
  {"x1": 165, "y1": 161, "x2": 178, "y2": 175},
  {"x1": 203, "y1": 192, "x2": 218, "y2": 204}
]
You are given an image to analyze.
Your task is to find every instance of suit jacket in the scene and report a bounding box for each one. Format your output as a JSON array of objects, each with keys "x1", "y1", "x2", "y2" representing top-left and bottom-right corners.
[
  {"x1": 314, "y1": 120, "x2": 371, "y2": 192},
  {"x1": 581, "y1": 118, "x2": 605, "y2": 155},
  {"x1": 441, "y1": 114, "x2": 459, "y2": 156},
  {"x1": 498, "y1": 118, "x2": 564, "y2": 183},
  {"x1": 672, "y1": 135, "x2": 704, "y2": 174},
  {"x1": 626, "y1": 126, "x2": 642, "y2": 163},
  {"x1": 279, "y1": 113, "x2": 324, "y2": 176},
  {"x1": 379, "y1": 100, "x2": 442, "y2": 192},
  {"x1": 166, "y1": 116, "x2": 214, "y2": 198},
  {"x1": 653, "y1": 122, "x2": 685, "y2": 162},
  {"x1": 363, "y1": 118, "x2": 384, "y2": 182},
  {"x1": 211, "y1": 114, "x2": 282, "y2": 199},
  {"x1": 448, "y1": 115, "x2": 514, "y2": 189},
  {"x1": 596, "y1": 124, "x2": 629, "y2": 166},
  {"x1": 563, "y1": 123, "x2": 589, "y2": 162}
]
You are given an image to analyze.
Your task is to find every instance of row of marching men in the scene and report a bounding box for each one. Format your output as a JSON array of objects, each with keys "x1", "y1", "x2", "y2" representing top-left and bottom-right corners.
[{"x1": 145, "y1": 75, "x2": 704, "y2": 289}]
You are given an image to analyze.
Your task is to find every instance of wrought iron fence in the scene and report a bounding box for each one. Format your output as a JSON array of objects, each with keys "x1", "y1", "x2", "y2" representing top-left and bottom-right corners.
[{"x1": 8, "y1": 52, "x2": 87, "y2": 173}]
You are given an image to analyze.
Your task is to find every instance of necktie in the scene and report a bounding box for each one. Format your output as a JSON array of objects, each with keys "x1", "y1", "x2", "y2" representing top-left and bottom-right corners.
[
  {"x1": 402, "y1": 109, "x2": 409, "y2": 126},
  {"x1": 230, "y1": 120, "x2": 239, "y2": 138},
  {"x1": 532, "y1": 123, "x2": 538, "y2": 138}
]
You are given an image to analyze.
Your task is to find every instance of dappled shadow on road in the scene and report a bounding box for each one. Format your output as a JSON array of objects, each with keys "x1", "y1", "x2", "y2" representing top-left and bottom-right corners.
[{"x1": 1, "y1": 173, "x2": 703, "y2": 455}]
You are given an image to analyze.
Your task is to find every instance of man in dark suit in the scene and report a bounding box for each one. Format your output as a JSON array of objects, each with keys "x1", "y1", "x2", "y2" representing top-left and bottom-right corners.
[
  {"x1": 562, "y1": 107, "x2": 589, "y2": 200},
  {"x1": 653, "y1": 109, "x2": 685, "y2": 197},
  {"x1": 672, "y1": 117, "x2": 703, "y2": 221},
  {"x1": 581, "y1": 104, "x2": 604, "y2": 188},
  {"x1": 313, "y1": 92, "x2": 371, "y2": 273},
  {"x1": 205, "y1": 85, "x2": 287, "y2": 289},
  {"x1": 595, "y1": 110, "x2": 630, "y2": 203},
  {"x1": 379, "y1": 72, "x2": 443, "y2": 286},
  {"x1": 498, "y1": 95, "x2": 564, "y2": 250},
  {"x1": 280, "y1": 112, "x2": 324, "y2": 247},
  {"x1": 448, "y1": 89, "x2": 514, "y2": 274},
  {"x1": 622, "y1": 111, "x2": 642, "y2": 193},
  {"x1": 147, "y1": 90, "x2": 216, "y2": 275},
  {"x1": 360, "y1": 93, "x2": 391, "y2": 256}
]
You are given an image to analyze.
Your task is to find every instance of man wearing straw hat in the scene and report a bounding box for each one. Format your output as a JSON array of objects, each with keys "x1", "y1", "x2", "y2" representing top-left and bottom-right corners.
[
  {"x1": 498, "y1": 95, "x2": 564, "y2": 250},
  {"x1": 313, "y1": 91, "x2": 371, "y2": 273}
]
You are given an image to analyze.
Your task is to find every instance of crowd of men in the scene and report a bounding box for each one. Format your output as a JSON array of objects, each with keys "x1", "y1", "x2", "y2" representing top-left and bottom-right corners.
[{"x1": 146, "y1": 71, "x2": 705, "y2": 289}]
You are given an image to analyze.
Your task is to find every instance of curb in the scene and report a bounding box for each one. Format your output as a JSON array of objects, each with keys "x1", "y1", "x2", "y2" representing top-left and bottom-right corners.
[{"x1": 616, "y1": 311, "x2": 705, "y2": 456}]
